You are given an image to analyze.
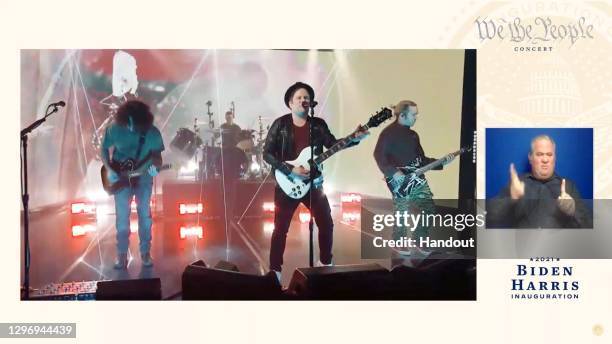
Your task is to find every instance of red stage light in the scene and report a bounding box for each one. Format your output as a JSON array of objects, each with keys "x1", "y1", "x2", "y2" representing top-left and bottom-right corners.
[
  {"x1": 262, "y1": 202, "x2": 275, "y2": 213},
  {"x1": 71, "y1": 224, "x2": 96, "y2": 237},
  {"x1": 180, "y1": 225, "x2": 203, "y2": 239},
  {"x1": 342, "y1": 211, "x2": 361, "y2": 222},
  {"x1": 71, "y1": 202, "x2": 96, "y2": 215},
  {"x1": 263, "y1": 221, "x2": 275, "y2": 232},
  {"x1": 340, "y1": 193, "x2": 362, "y2": 204},
  {"x1": 179, "y1": 203, "x2": 204, "y2": 215}
]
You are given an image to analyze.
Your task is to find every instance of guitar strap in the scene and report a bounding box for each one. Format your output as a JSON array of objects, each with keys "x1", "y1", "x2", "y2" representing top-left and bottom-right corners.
[
  {"x1": 134, "y1": 132, "x2": 146, "y2": 166},
  {"x1": 127, "y1": 132, "x2": 147, "y2": 187}
]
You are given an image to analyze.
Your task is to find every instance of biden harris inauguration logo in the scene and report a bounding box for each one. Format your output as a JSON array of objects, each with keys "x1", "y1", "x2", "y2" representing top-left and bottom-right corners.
[{"x1": 511, "y1": 258, "x2": 579, "y2": 300}]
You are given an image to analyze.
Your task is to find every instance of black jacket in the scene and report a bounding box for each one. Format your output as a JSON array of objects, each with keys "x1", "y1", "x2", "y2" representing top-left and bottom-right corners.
[
  {"x1": 486, "y1": 173, "x2": 593, "y2": 228},
  {"x1": 263, "y1": 114, "x2": 356, "y2": 176}
]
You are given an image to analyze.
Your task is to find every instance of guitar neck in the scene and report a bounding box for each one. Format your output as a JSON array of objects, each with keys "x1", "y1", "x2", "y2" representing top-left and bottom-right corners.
[
  {"x1": 126, "y1": 163, "x2": 171, "y2": 178},
  {"x1": 411, "y1": 148, "x2": 464, "y2": 177},
  {"x1": 122, "y1": 159, "x2": 151, "y2": 177},
  {"x1": 313, "y1": 124, "x2": 369, "y2": 165}
]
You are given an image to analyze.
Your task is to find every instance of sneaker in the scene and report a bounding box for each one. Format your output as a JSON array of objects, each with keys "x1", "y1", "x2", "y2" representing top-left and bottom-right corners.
[
  {"x1": 316, "y1": 260, "x2": 334, "y2": 267},
  {"x1": 113, "y1": 253, "x2": 128, "y2": 270},
  {"x1": 141, "y1": 252, "x2": 154, "y2": 267}
]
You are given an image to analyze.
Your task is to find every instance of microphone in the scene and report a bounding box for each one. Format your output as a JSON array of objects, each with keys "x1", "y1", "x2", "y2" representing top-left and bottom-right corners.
[
  {"x1": 302, "y1": 100, "x2": 318, "y2": 108},
  {"x1": 23, "y1": 101, "x2": 65, "y2": 136}
]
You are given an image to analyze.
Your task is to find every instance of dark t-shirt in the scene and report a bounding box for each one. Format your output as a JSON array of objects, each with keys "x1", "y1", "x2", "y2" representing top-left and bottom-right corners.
[
  {"x1": 292, "y1": 122, "x2": 310, "y2": 159},
  {"x1": 373, "y1": 121, "x2": 440, "y2": 178},
  {"x1": 487, "y1": 173, "x2": 593, "y2": 228},
  {"x1": 220, "y1": 123, "x2": 241, "y2": 147}
]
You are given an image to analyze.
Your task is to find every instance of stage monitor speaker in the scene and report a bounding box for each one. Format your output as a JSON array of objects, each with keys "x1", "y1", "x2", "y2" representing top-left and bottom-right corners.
[
  {"x1": 287, "y1": 263, "x2": 393, "y2": 300},
  {"x1": 191, "y1": 260, "x2": 207, "y2": 267},
  {"x1": 391, "y1": 253, "x2": 476, "y2": 300},
  {"x1": 182, "y1": 264, "x2": 282, "y2": 300},
  {"x1": 96, "y1": 278, "x2": 162, "y2": 300},
  {"x1": 214, "y1": 260, "x2": 240, "y2": 272}
]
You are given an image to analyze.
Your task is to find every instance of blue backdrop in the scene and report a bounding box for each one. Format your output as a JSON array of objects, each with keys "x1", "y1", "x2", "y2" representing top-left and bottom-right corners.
[{"x1": 485, "y1": 128, "x2": 593, "y2": 199}]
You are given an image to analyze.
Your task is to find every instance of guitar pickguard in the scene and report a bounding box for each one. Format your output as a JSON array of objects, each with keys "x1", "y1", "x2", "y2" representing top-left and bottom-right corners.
[{"x1": 387, "y1": 157, "x2": 428, "y2": 198}]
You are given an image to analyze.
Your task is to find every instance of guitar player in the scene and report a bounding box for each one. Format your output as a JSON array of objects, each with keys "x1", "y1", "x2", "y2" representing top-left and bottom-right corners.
[
  {"x1": 262, "y1": 82, "x2": 369, "y2": 282},
  {"x1": 100, "y1": 100, "x2": 165, "y2": 269},
  {"x1": 373, "y1": 100, "x2": 454, "y2": 259}
]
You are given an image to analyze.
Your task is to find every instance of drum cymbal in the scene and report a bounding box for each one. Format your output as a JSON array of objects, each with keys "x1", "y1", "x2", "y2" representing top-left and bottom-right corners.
[
  {"x1": 236, "y1": 138, "x2": 255, "y2": 151},
  {"x1": 201, "y1": 128, "x2": 232, "y2": 134}
]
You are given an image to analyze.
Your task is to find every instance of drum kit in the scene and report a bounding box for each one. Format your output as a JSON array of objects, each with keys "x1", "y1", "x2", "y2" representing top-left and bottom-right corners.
[{"x1": 170, "y1": 101, "x2": 272, "y2": 181}]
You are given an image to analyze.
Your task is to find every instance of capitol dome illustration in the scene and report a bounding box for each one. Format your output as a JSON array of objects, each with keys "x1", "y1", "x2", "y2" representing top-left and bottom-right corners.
[{"x1": 518, "y1": 55, "x2": 583, "y2": 119}]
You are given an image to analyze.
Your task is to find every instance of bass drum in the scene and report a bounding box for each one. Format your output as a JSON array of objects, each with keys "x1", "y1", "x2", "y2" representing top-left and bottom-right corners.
[
  {"x1": 170, "y1": 128, "x2": 203, "y2": 160},
  {"x1": 216, "y1": 146, "x2": 248, "y2": 180},
  {"x1": 235, "y1": 129, "x2": 255, "y2": 153}
]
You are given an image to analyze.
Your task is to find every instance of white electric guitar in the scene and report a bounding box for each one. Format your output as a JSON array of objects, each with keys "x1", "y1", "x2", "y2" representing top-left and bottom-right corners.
[{"x1": 275, "y1": 108, "x2": 392, "y2": 199}]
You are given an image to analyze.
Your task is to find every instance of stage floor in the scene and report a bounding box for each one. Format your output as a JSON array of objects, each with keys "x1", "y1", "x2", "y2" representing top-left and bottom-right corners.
[{"x1": 24, "y1": 201, "x2": 408, "y2": 299}]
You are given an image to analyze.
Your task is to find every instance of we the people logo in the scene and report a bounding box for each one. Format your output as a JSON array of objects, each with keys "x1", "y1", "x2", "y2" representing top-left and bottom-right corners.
[{"x1": 474, "y1": 16, "x2": 595, "y2": 51}]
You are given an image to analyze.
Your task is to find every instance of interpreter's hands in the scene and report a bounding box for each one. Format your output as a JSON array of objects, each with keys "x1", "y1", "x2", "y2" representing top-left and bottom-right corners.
[
  {"x1": 557, "y1": 178, "x2": 575, "y2": 216},
  {"x1": 147, "y1": 165, "x2": 159, "y2": 177},
  {"x1": 509, "y1": 163, "x2": 525, "y2": 200},
  {"x1": 352, "y1": 125, "x2": 370, "y2": 142}
]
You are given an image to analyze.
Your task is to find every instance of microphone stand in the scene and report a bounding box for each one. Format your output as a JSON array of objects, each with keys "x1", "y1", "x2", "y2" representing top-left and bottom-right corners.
[
  {"x1": 308, "y1": 104, "x2": 315, "y2": 268},
  {"x1": 203, "y1": 100, "x2": 214, "y2": 180},
  {"x1": 20, "y1": 104, "x2": 62, "y2": 300}
]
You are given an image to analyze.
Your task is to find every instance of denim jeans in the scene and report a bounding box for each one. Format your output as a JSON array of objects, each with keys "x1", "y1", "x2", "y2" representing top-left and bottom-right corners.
[{"x1": 113, "y1": 177, "x2": 153, "y2": 255}]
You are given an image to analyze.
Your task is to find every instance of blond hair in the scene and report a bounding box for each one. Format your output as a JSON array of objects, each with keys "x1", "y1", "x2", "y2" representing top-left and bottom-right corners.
[
  {"x1": 393, "y1": 100, "x2": 417, "y2": 116},
  {"x1": 393, "y1": 100, "x2": 417, "y2": 123}
]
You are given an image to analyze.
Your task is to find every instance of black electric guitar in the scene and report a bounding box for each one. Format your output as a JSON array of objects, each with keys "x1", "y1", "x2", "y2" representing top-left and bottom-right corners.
[
  {"x1": 385, "y1": 146, "x2": 472, "y2": 198},
  {"x1": 101, "y1": 157, "x2": 171, "y2": 195}
]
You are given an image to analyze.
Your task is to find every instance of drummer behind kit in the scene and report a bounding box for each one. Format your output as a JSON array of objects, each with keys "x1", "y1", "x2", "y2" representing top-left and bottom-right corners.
[
  {"x1": 169, "y1": 103, "x2": 271, "y2": 181},
  {"x1": 236, "y1": 129, "x2": 255, "y2": 152}
]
